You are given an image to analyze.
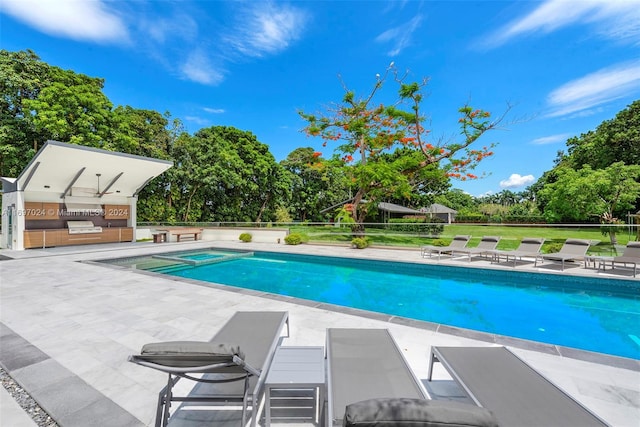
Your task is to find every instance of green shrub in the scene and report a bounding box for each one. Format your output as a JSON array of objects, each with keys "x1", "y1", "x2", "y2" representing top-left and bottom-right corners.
[
  {"x1": 284, "y1": 233, "x2": 303, "y2": 245},
  {"x1": 387, "y1": 218, "x2": 444, "y2": 235},
  {"x1": 454, "y1": 214, "x2": 488, "y2": 223},
  {"x1": 543, "y1": 242, "x2": 564, "y2": 253},
  {"x1": 351, "y1": 237, "x2": 369, "y2": 249},
  {"x1": 239, "y1": 232, "x2": 252, "y2": 243},
  {"x1": 430, "y1": 239, "x2": 448, "y2": 247}
]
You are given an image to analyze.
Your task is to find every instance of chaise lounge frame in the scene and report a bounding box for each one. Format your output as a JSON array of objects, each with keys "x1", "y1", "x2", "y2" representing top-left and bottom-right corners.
[
  {"x1": 534, "y1": 238, "x2": 591, "y2": 271},
  {"x1": 421, "y1": 235, "x2": 471, "y2": 260},
  {"x1": 129, "y1": 311, "x2": 289, "y2": 427},
  {"x1": 450, "y1": 236, "x2": 501, "y2": 262},
  {"x1": 427, "y1": 346, "x2": 608, "y2": 426},
  {"x1": 488, "y1": 237, "x2": 545, "y2": 267},
  {"x1": 326, "y1": 328, "x2": 428, "y2": 426}
]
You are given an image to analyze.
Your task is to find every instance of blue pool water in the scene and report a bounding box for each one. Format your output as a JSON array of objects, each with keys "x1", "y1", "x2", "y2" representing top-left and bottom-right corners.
[{"x1": 112, "y1": 250, "x2": 640, "y2": 360}]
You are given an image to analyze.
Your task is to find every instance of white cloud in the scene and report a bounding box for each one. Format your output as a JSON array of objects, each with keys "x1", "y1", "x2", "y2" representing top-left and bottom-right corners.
[
  {"x1": 181, "y1": 51, "x2": 225, "y2": 85},
  {"x1": 499, "y1": 174, "x2": 535, "y2": 189},
  {"x1": 531, "y1": 133, "x2": 572, "y2": 145},
  {"x1": 204, "y1": 108, "x2": 225, "y2": 114},
  {"x1": 480, "y1": 0, "x2": 640, "y2": 49},
  {"x1": 375, "y1": 15, "x2": 422, "y2": 56},
  {"x1": 228, "y1": 3, "x2": 307, "y2": 57},
  {"x1": 546, "y1": 60, "x2": 640, "y2": 117},
  {"x1": 184, "y1": 116, "x2": 210, "y2": 126},
  {"x1": 1, "y1": 0, "x2": 128, "y2": 43}
]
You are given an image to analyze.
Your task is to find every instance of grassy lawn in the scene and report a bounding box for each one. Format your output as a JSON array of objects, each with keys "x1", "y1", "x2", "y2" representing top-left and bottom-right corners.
[{"x1": 288, "y1": 224, "x2": 637, "y2": 255}]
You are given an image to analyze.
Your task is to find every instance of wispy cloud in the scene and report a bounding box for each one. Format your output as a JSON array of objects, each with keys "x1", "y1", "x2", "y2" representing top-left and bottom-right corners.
[
  {"x1": 479, "y1": 0, "x2": 640, "y2": 49},
  {"x1": 531, "y1": 133, "x2": 572, "y2": 145},
  {"x1": 546, "y1": 61, "x2": 640, "y2": 117},
  {"x1": 1, "y1": 0, "x2": 129, "y2": 43},
  {"x1": 375, "y1": 15, "x2": 422, "y2": 56},
  {"x1": 228, "y1": 3, "x2": 307, "y2": 57},
  {"x1": 204, "y1": 108, "x2": 226, "y2": 114},
  {"x1": 181, "y1": 50, "x2": 225, "y2": 85},
  {"x1": 184, "y1": 116, "x2": 210, "y2": 126},
  {"x1": 499, "y1": 174, "x2": 535, "y2": 189}
]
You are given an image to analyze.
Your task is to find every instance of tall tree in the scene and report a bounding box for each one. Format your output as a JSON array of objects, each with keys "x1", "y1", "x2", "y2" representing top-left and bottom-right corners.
[
  {"x1": 172, "y1": 126, "x2": 287, "y2": 222},
  {"x1": 280, "y1": 147, "x2": 349, "y2": 221},
  {"x1": 23, "y1": 66, "x2": 113, "y2": 148},
  {"x1": 0, "y1": 49, "x2": 52, "y2": 176},
  {"x1": 566, "y1": 100, "x2": 640, "y2": 169},
  {"x1": 299, "y1": 65, "x2": 504, "y2": 235},
  {"x1": 538, "y1": 162, "x2": 640, "y2": 244}
]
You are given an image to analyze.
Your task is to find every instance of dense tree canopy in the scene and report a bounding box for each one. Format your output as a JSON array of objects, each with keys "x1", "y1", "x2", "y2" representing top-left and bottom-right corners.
[
  {"x1": 566, "y1": 100, "x2": 640, "y2": 170},
  {"x1": 3, "y1": 48, "x2": 637, "y2": 230},
  {"x1": 299, "y1": 65, "x2": 503, "y2": 234},
  {"x1": 533, "y1": 100, "x2": 640, "y2": 224},
  {"x1": 280, "y1": 147, "x2": 350, "y2": 221}
]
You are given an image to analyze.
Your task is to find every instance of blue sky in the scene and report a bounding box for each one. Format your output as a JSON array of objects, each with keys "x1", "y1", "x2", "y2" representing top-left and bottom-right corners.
[{"x1": 1, "y1": 0, "x2": 639, "y2": 197}]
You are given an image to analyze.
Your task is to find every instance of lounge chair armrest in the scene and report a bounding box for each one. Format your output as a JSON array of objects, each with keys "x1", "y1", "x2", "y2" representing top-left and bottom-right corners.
[
  {"x1": 232, "y1": 355, "x2": 261, "y2": 377},
  {"x1": 128, "y1": 355, "x2": 240, "y2": 374}
]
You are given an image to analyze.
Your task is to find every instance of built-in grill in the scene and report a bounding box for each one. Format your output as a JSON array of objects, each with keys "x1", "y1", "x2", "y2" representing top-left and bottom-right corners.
[{"x1": 67, "y1": 220, "x2": 102, "y2": 234}]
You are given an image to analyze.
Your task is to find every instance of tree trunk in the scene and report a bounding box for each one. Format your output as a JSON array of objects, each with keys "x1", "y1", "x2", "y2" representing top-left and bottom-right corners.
[
  {"x1": 256, "y1": 194, "x2": 270, "y2": 223},
  {"x1": 351, "y1": 189, "x2": 367, "y2": 238}
]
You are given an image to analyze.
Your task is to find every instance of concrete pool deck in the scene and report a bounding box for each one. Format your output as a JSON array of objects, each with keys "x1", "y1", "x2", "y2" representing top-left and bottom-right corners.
[{"x1": 0, "y1": 240, "x2": 639, "y2": 426}]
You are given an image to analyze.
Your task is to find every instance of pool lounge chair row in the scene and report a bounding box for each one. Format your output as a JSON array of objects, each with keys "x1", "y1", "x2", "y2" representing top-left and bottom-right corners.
[
  {"x1": 129, "y1": 311, "x2": 609, "y2": 426},
  {"x1": 420, "y1": 235, "x2": 632, "y2": 272}
]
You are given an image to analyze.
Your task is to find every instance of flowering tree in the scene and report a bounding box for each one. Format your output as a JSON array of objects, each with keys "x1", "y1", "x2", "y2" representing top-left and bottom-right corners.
[{"x1": 299, "y1": 65, "x2": 505, "y2": 235}]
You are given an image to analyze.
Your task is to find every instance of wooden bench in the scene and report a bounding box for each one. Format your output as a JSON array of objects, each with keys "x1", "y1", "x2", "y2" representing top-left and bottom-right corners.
[{"x1": 167, "y1": 228, "x2": 203, "y2": 242}]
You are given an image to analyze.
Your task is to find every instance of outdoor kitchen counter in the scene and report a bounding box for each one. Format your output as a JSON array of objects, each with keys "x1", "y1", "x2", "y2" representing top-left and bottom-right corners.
[{"x1": 23, "y1": 227, "x2": 133, "y2": 249}]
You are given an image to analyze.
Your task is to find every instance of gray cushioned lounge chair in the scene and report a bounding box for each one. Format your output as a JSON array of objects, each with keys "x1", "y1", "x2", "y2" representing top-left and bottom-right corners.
[
  {"x1": 428, "y1": 346, "x2": 608, "y2": 426},
  {"x1": 326, "y1": 329, "x2": 428, "y2": 426},
  {"x1": 421, "y1": 235, "x2": 471, "y2": 260},
  {"x1": 327, "y1": 329, "x2": 499, "y2": 427},
  {"x1": 450, "y1": 236, "x2": 501, "y2": 262},
  {"x1": 129, "y1": 311, "x2": 289, "y2": 427},
  {"x1": 610, "y1": 241, "x2": 640, "y2": 277},
  {"x1": 534, "y1": 238, "x2": 591, "y2": 271},
  {"x1": 487, "y1": 237, "x2": 545, "y2": 267}
]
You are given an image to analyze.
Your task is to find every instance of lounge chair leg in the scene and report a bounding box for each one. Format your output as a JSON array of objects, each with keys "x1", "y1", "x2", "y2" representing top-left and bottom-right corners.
[
  {"x1": 158, "y1": 374, "x2": 174, "y2": 427},
  {"x1": 242, "y1": 375, "x2": 251, "y2": 427}
]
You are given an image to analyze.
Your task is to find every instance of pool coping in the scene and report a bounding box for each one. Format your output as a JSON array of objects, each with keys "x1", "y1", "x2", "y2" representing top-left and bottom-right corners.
[{"x1": 88, "y1": 247, "x2": 640, "y2": 372}]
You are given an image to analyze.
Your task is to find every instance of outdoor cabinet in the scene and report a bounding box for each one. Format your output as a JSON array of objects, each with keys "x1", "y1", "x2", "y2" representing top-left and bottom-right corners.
[{"x1": 24, "y1": 202, "x2": 60, "y2": 220}]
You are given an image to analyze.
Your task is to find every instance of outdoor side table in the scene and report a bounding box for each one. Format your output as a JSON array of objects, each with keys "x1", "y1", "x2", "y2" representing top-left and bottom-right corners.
[{"x1": 264, "y1": 346, "x2": 325, "y2": 426}]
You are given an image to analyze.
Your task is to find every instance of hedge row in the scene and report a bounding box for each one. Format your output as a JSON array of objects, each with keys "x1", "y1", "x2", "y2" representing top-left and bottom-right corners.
[{"x1": 386, "y1": 218, "x2": 445, "y2": 235}]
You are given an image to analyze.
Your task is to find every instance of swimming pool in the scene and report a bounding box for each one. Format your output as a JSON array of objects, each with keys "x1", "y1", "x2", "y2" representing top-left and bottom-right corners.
[{"x1": 105, "y1": 249, "x2": 640, "y2": 360}]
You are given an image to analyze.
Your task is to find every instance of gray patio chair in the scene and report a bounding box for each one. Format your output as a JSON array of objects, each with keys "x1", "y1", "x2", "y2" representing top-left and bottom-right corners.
[
  {"x1": 129, "y1": 311, "x2": 289, "y2": 427},
  {"x1": 588, "y1": 241, "x2": 640, "y2": 277},
  {"x1": 487, "y1": 237, "x2": 545, "y2": 267},
  {"x1": 610, "y1": 241, "x2": 640, "y2": 277},
  {"x1": 327, "y1": 328, "x2": 499, "y2": 427},
  {"x1": 534, "y1": 238, "x2": 591, "y2": 271},
  {"x1": 421, "y1": 235, "x2": 471, "y2": 260},
  {"x1": 427, "y1": 346, "x2": 608, "y2": 426},
  {"x1": 450, "y1": 236, "x2": 501, "y2": 262}
]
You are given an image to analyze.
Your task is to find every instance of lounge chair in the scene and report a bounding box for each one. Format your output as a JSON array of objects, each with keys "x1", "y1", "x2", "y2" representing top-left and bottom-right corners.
[
  {"x1": 328, "y1": 329, "x2": 499, "y2": 427},
  {"x1": 534, "y1": 238, "x2": 591, "y2": 271},
  {"x1": 427, "y1": 346, "x2": 608, "y2": 426},
  {"x1": 610, "y1": 241, "x2": 640, "y2": 277},
  {"x1": 326, "y1": 328, "x2": 428, "y2": 426},
  {"x1": 488, "y1": 237, "x2": 545, "y2": 267},
  {"x1": 588, "y1": 241, "x2": 640, "y2": 277},
  {"x1": 129, "y1": 311, "x2": 289, "y2": 427},
  {"x1": 450, "y1": 236, "x2": 501, "y2": 262},
  {"x1": 421, "y1": 235, "x2": 471, "y2": 260}
]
